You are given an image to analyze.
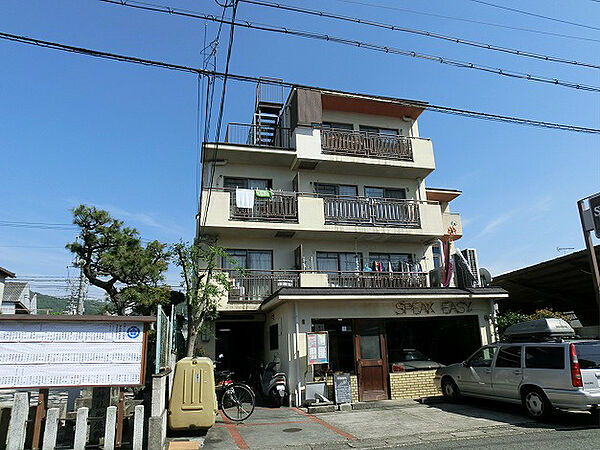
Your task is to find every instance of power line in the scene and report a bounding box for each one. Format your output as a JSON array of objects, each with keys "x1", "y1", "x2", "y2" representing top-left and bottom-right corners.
[
  {"x1": 238, "y1": 0, "x2": 600, "y2": 70},
  {"x1": 466, "y1": 0, "x2": 600, "y2": 32},
  {"x1": 0, "y1": 30, "x2": 598, "y2": 134},
  {"x1": 332, "y1": 0, "x2": 600, "y2": 43},
  {"x1": 98, "y1": 0, "x2": 600, "y2": 93}
]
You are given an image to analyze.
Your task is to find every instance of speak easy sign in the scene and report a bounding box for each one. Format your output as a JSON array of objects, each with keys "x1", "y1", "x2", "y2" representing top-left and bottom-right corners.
[
  {"x1": 590, "y1": 193, "x2": 600, "y2": 239},
  {"x1": 0, "y1": 318, "x2": 149, "y2": 389}
]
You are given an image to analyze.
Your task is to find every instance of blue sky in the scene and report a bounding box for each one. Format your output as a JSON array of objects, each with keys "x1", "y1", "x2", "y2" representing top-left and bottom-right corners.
[{"x1": 1, "y1": 0, "x2": 599, "y2": 298}]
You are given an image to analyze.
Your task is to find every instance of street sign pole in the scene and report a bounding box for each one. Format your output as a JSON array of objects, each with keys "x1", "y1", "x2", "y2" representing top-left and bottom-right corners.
[{"x1": 577, "y1": 198, "x2": 600, "y2": 320}]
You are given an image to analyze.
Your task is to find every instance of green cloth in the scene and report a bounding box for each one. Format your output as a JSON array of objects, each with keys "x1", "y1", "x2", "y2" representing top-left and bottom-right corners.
[{"x1": 255, "y1": 189, "x2": 272, "y2": 198}]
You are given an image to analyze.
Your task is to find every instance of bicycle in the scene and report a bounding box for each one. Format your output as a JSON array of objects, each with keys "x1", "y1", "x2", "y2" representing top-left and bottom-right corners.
[{"x1": 215, "y1": 369, "x2": 256, "y2": 422}]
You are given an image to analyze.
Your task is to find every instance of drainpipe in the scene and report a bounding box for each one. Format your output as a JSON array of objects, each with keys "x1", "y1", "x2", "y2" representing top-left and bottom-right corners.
[{"x1": 294, "y1": 301, "x2": 302, "y2": 407}]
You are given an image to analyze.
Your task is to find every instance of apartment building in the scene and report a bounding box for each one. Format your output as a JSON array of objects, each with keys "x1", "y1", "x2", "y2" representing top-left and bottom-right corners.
[{"x1": 197, "y1": 81, "x2": 507, "y2": 405}]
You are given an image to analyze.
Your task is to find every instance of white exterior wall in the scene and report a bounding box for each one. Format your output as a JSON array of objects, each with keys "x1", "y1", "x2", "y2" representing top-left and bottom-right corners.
[{"x1": 321, "y1": 110, "x2": 417, "y2": 137}]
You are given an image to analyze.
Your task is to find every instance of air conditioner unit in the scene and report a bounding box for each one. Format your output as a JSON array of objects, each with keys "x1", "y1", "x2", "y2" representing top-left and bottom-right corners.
[{"x1": 461, "y1": 248, "x2": 481, "y2": 287}]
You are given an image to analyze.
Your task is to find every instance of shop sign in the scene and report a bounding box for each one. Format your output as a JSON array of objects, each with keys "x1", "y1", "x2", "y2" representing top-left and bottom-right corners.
[
  {"x1": 307, "y1": 331, "x2": 328, "y2": 365},
  {"x1": 590, "y1": 193, "x2": 600, "y2": 238},
  {"x1": 394, "y1": 301, "x2": 472, "y2": 315},
  {"x1": 0, "y1": 320, "x2": 147, "y2": 389}
]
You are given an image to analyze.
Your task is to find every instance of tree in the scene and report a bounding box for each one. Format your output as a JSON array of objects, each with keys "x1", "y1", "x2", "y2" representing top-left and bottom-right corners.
[
  {"x1": 66, "y1": 205, "x2": 171, "y2": 315},
  {"x1": 496, "y1": 309, "x2": 571, "y2": 336},
  {"x1": 172, "y1": 241, "x2": 232, "y2": 357}
]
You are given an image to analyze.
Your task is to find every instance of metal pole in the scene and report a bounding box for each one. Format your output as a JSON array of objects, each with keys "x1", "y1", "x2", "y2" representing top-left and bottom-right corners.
[
  {"x1": 577, "y1": 199, "x2": 600, "y2": 321},
  {"x1": 76, "y1": 266, "x2": 87, "y2": 315}
]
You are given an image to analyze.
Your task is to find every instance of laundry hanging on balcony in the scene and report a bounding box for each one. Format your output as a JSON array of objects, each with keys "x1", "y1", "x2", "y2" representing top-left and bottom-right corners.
[
  {"x1": 235, "y1": 188, "x2": 255, "y2": 209},
  {"x1": 255, "y1": 189, "x2": 272, "y2": 198}
]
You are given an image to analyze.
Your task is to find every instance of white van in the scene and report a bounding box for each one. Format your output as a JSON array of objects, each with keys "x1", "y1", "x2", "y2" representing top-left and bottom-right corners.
[{"x1": 434, "y1": 319, "x2": 600, "y2": 419}]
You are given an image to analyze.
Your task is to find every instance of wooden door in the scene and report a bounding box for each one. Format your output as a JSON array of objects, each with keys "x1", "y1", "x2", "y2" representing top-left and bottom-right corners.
[{"x1": 354, "y1": 320, "x2": 388, "y2": 401}]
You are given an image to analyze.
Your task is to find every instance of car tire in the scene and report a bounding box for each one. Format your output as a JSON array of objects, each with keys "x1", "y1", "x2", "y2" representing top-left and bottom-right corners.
[
  {"x1": 441, "y1": 377, "x2": 460, "y2": 402},
  {"x1": 522, "y1": 388, "x2": 553, "y2": 421}
]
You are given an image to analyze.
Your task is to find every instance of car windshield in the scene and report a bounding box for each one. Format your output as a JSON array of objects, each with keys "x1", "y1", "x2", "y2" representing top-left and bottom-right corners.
[
  {"x1": 575, "y1": 342, "x2": 600, "y2": 369},
  {"x1": 398, "y1": 350, "x2": 427, "y2": 361}
]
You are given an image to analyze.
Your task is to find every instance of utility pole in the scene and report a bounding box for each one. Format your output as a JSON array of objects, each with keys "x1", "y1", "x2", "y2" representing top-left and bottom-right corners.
[
  {"x1": 75, "y1": 265, "x2": 87, "y2": 315},
  {"x1": 577, "y1": 195, "x2": 600, "y2": 325}
]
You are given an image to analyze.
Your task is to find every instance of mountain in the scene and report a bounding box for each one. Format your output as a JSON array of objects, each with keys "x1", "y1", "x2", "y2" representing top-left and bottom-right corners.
[{"x1": 34, "y1": 292, "x2": 108, "y2": 315}]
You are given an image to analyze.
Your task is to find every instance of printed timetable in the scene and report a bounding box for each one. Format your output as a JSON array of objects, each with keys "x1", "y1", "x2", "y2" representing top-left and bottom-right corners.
[{"x1": 0, "y1": 320, "x2": 146, "y2": 388}]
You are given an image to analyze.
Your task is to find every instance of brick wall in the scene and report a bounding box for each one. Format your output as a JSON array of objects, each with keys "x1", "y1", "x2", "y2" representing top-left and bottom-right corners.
[{"x1": 389, "y1": 370, "x2": 440, "y2": 399}]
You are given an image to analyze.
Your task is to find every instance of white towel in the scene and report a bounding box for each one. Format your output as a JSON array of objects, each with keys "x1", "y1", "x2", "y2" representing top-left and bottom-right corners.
[{"x1": 235, "y1": 188, "x2": 255, "y2": 209}]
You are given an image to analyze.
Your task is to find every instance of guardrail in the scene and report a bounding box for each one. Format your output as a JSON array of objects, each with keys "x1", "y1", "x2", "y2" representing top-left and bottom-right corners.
[
  {"x1": 323, "y1": 196, "x2": 421, "y2": 227},
  {"x1": 328, "y1": 271, "x2": 427, "y2": 288},
  {"x1": 226, "y1": 271, "x2": 300, "y2": 302},
  {"x1": 321, "y1": 129, "x2": 414, "y2": 161},
  {"x1": 225, "y1": 123, "x2": 293, "y2": 149},
  {"x1": 230, "y1": 190, "x2": 298, "y2": 222}
]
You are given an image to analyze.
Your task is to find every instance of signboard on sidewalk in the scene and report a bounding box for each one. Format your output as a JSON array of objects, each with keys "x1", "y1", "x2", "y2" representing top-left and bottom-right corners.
[
  {"x1": 0, "y1": 317, "x2": 152, "y2": 389},
  {"x1": 589, "y1": 193, "x2": 600, "y2": 238},
  {"x1": 306, "y1": 331, "x2": 328, "y2": 365}
]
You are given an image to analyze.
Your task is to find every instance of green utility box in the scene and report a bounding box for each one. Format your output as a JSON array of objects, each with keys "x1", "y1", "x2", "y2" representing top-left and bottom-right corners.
[{"x1": 168, "y1": 357, "x2": 218, "y2": 430}]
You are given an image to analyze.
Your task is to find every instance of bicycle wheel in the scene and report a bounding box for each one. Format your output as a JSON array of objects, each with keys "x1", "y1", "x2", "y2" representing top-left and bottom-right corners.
[{"x1": 220, "y1": 383, "x2": 256, "y2": 422}]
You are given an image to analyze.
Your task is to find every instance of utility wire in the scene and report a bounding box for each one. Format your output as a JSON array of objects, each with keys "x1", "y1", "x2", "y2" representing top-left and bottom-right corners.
[
  {"x1": 0, "y1": 30, "x2": 598, "y2": 134},
  {"x1": 238, "y1": 0, "x2": 600, "y2": 70},
  {"x1": 466, "y1": 0, "x2": 600, "y2": 32},
  {"x1": 201, "y1": 0, "x2": 238, "y2": 233},
  {"x1": 332, "y1": 0, "x2": 600, "y2": 44},
  {"x1": 98, "y1": 0, "x2": 600, "y2": 93}
]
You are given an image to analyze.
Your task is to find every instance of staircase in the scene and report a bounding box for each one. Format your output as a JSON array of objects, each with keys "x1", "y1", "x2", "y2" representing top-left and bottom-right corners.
[{"x1": 253, "y1": 78, "x2": 284, "y2": 146}]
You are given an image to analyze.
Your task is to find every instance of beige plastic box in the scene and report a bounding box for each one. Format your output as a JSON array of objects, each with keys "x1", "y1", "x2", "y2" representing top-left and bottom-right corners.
[{"x1": 168, "y1": 357, "x2": 218, "y2": 430}]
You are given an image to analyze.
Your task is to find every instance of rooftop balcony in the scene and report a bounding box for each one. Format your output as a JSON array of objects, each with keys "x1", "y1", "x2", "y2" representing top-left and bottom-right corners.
[
  {"x1": 320, "y1": 129, "x2": 413, "y2": 161},
  {"x1": 221, "y1": 269, "x2": 428, "y2": 305},
  {"x1": 199, "y1": 189, "x2": 452, "y2": 242}
]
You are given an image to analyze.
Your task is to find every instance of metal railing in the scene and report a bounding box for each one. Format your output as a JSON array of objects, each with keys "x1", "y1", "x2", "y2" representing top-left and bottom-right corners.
[
  {"x1": 256, "y1": 77, "x2": 284, "y2": 105},
  {"x1": 225, "y1": 123, "x2": 293, "y2": 148},
  {"x1": 220, "y1": 268, "x2": 428, "y2": 303},
  {"x1": 323, "y1": 196, "x2": 421, "y2": 227},
  {"x1": 226, "y1": 270, "x2": 300, "y2": 302},
  {"x1": 230, "y1": 190, "x2": 298, "y2": 222},
  {"x1": 320, "y1": 129, "x2": 414, "y2": 161},
  {"x1": 328, "y1": 271, "x2": 427, "y2": 288}
]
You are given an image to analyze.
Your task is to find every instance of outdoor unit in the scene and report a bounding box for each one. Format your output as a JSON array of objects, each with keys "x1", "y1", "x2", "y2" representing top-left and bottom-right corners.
[{"x1": 461, "y1": 248, "x2": 481, "y2": 287}]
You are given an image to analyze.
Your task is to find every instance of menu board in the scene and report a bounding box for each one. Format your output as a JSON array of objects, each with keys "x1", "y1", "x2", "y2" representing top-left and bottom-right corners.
[
  {"x1": 333, "y1": 373, "x2": 352, "y2": 404},
  {"x1": 0, "y1": 320, "x2": 146, "y2": 388},
  {"x1": 306, "y1": 332, "x2": 328, "y2": 365}
]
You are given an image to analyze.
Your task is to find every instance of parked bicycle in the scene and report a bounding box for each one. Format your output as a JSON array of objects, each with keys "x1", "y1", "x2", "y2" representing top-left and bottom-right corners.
[{"x1": 215, "y1": 369, "x2": 256, "y2": 422}]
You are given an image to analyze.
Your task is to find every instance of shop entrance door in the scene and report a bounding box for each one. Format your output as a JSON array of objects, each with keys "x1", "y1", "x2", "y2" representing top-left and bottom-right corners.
[{"x1": 354, "y1": 319, "x2": 388, "y2": 401}]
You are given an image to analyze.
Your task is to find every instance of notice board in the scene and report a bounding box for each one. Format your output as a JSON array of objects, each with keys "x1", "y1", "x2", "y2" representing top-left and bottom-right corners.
[
  {"x1": 333, "y1": 373, "x2": 352, "y2": 404},
  {"x1": 306, "y1": 331, "x2": 328, "y2": 365},
  {"x1": 0, "y1": 317, "x2": 151, "y2": 389}
]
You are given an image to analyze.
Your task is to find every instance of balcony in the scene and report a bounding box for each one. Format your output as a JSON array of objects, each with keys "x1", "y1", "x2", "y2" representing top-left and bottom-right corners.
[
  {"x1": 323, "y1": 196, "x2": 420, "y2": 228},
  {"x1": 223, "y1": 269, "x2": 428, "y2": 303},
  {"x1": 229, "y1": 190, "x2": 298, "y2": 223},
  {"x1": 320, "y1": 129, "x2": 413, "y2": 161}
]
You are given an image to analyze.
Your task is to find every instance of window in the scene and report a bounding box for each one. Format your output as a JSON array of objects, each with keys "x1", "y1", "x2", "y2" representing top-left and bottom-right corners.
[
  {"x1": 525, "y1": 346, "x2": 565, "y2": 369},
  {"x1": 574, "y1": 342, "x2": 600, "y2": 369},
  {"x1": 468, "y1": 346, "x2": 496, "y2": 368},
  {"x1": 223, "y1": 177, "x2": 271, "y2": 190},
  {"x1": 368, "y1": 253, "x2": 413, "y2": 272},
  {"x1": 314, "y1": 183, "x2": 358, "y2": 197},
  {"x1": 269, "y1": 324, "x2": 279, "y2": 350},
  {"x1": 432, "y1": 245, "x2": 442, "y2": 269},
  {"x1": 222, "y1": 249, "x2": 273, "y2": 271},
  {"x1": 359, "y1": 125, "x2": 398, "y2": 135},
  {"x1": 496, "y1": 346, "x2": 522, "y2": 368},
  {"x1": 364, "y1": 187, "x2": 406, "y2": 199},
  {"x1": 317, "y1": 252, "x2": 362, "y2": 273},
  {"x1": 322, "y1": 121, "x2": 353, "y2": 131}
]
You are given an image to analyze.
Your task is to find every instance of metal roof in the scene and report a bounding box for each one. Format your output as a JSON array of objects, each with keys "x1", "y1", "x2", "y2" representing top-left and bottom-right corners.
[
  {"x1": 492, "y1": 246, "x2": 600, "y2": 326},
  {"x1": 2, "y1": 281, "x2": 28, "y2": 305}
]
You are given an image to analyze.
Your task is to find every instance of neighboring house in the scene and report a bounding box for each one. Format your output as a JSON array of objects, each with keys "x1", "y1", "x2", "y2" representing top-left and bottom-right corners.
[
  {"x1": 2, "y1": 281, "x2": 37, "y2": 314},
  {"x1": 197, "y1": 81, "x2": 508, "y2": 404},
  {"x1": 0, "y1": 266, "x2": 16, "y2": 312},
  {"x1": 493, "y1": 245, "x2": 600, "y2": 337}
]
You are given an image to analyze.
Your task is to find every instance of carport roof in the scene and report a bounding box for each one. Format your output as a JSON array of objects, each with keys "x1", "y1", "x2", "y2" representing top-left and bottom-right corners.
[
  {"x1": 261, "y1": 286, "x2": 508, "y2": 309},
  {"x1": 492, "y1": 245, "x2": 600, "y2": 325}
]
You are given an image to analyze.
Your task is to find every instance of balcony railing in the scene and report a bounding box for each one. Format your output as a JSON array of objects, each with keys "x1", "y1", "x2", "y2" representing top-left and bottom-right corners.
[
  {"x1": 320, "y1": 129, "x2": 414, "y2": 161},
  {"x1": 328, "y1": 271, "x2": 427, "y2": 288},
  {"x1": 225, "y1": 123, "x2": 293, "y2": 149},
  {"x1": 221, "y1": 269, "x2": 428, "y2": 303},
  {"x1": 323, "y1": 196, "x2": 421, "y2": 228},
  {"x1": 226, "y1": 270, "x2": 300, "y2": 303},
  {"x1": 230, "y1": 190, "x2": 298, "y2": 222}
]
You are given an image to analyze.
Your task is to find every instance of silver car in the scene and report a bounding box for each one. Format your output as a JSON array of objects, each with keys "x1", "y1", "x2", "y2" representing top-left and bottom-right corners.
[{"x1": 434, "y1": 340, "x2": 600, "y2": 419}]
